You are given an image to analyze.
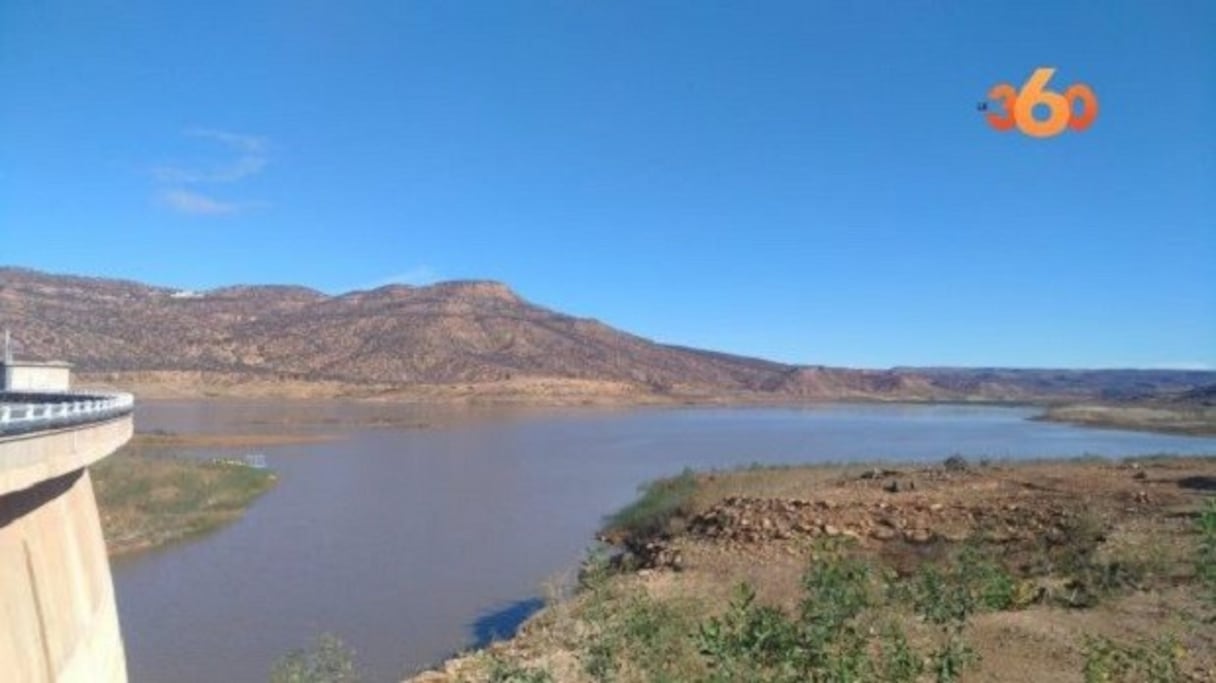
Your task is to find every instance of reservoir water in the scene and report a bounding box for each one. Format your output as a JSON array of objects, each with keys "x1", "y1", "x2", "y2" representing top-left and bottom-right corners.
[{"x1": 111, "y1": 402, "x2": 1216, "y2": 682}]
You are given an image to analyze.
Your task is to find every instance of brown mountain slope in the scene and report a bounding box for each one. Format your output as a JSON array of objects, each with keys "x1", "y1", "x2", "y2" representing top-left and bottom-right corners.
[
  {"x1": 2, "y1": 267, "x2": 1212, "y2": 403},
  {"x1": 0, "y1": 267, "x2": 786, "y2": 394}
]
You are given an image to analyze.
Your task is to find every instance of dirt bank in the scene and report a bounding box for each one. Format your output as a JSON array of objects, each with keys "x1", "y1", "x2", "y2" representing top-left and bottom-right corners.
[{"x1": 409, "y1": 455, "x2": 1216, "y2": 682}]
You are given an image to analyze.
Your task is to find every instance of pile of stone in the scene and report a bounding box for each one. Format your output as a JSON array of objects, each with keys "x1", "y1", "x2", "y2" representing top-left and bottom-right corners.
[
  {"x1": 631, "y1": 541, "x2": 684, "y2": 571},
  {"x1": 686, "y1": 495, "x2": 1079, "y2": 548}
]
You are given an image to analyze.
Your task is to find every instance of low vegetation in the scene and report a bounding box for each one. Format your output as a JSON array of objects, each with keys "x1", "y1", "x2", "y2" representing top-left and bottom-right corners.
[
  {"x1": 410, "y1": 455, "x2": 1216, "y2": 682},
  {"x1": 603, "y1": 469, "x2": 698, "y2": 540},
  {"x1": 91, "y1": 442, "x2": 276, "y2": 555},
  {"x1": 1042, "y1": 404, "x2": 1216, "y2": 436},
  {"x1": 1197, "y1": 498, "x2": 1216, "y2": 612},
  {"x1": 1082, "y1": 634, "x2": 1184, "y2": 683},
  {"x1": 131, "y1": 430, "x2": 335, "y2": 448},
  {"x1": 270, "y1": 634, "x2": 361, "y2": 683}
]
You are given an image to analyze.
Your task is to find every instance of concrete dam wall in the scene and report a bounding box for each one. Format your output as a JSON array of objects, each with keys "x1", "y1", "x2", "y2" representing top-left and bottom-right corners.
[{"x1": 1, "y1": 394, "x2": 134, "y2": 683}]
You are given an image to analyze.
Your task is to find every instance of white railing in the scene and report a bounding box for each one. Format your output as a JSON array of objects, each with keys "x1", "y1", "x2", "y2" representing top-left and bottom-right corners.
[{"x1": 0, "y1": 392, "x2": 134, "y2": 435}]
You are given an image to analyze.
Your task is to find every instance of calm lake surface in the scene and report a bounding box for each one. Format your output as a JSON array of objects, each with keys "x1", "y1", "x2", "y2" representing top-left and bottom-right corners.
[{"x1": 112, "y1": 402, "x2": 1216, "y2": 682}]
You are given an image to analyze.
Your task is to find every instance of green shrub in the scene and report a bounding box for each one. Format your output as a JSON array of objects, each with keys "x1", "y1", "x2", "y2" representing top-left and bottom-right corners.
[
  {"x1": 909, "y1": 565, "x2": 973, "y2": 626},
  {"x1": 486, "y1": 656, "x2": 553, "y2": 683},
  {"x1": 1024, "y1": 513, "x2": 1142, "y2": 606},
  {"x1": 579, "y1": 578, "x2": 700, "y2": 682},
  {"x1": 270, "y1": 634, "x2": 359, "y2": 683},
  {"x1": 578, "y1": 540, "x2": 987, "y2": 683},
  {"x1": 620, "y1": 596, "x2": 701, "y2": 680},
  {"x1": 795, "y1": 542, "x2": 875, "y2": 679},
  {"x1": 603, "y1": 469, "x2": 698, "y2": 539},
  {"x1": 899, "y1": 544, "x2": 1004, "y2": 682},
  {"x1": 956, "y1": 544, "x2": 1017, "y2": 612},
  {"x1": 697, "y1": 542, "x2": 965, "y2": 683},
  {"x1": 584, "y1": 639, "x2": 618, "y2": 683},
  {"x1": 697, "y1": 583, "x2": 802, "y2": 680},
  {"x1": 799, "y1": 543, "x2": 873, "y2": 632},
  {"x1": 578, "y1": 545, "x2": 616, "y2": 591},
  {"x1": 1082, "y1": 635, "x2": 1182, "y2": 683},
  {"x1": 876, "y1": 623, "x2": 923, "y2": 683},
  {"x1": 905, "y1": 544, "x2": 1014, "y2": 625},
  {"x1": 1197, "y1": 497, "x2": 1216, "y2": 609},
  {"x1": 929, "y1": 634, "x2": 975, "y2": 683}
]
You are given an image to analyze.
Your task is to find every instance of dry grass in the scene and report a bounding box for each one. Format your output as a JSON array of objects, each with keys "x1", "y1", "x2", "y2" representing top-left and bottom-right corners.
[
  {"x1": 91, "y1": 446, "x2": 276, "y2": 556},
  {"x1": 132, "y1": 431, "x2": 337, "y2": 448}
]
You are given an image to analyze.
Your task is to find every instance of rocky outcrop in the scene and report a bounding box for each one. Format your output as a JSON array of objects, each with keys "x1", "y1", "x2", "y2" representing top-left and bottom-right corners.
[{"x1": 685, "y1": 494, "x2": 1081, "y2": 549}]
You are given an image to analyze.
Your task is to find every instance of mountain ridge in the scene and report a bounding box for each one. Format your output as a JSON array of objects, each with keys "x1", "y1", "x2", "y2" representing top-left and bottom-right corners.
[{"x1": 2, "y1": 266, "x2": 1212, "y2": 404}]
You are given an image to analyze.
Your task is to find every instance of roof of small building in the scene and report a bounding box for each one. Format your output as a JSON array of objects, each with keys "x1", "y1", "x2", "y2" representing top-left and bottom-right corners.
[{"x1": 0, "y1": 360, "x2": 74, "y2": 368}]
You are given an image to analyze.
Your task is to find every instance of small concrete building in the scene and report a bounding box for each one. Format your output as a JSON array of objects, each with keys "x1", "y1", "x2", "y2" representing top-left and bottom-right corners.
[{"x1": 1, "y1": 359, "x2": 73, "y2": 392}]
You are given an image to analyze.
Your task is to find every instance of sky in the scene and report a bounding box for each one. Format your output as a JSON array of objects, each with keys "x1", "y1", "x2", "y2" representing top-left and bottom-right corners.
[{"x1": 1, "y1": 1, "x2": 1213, "y2": 369}]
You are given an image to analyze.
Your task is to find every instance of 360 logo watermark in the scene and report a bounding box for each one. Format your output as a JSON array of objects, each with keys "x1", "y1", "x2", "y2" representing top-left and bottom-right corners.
[{"x1": 980, "y1": 68, "x2": 1098, "y2": 138}]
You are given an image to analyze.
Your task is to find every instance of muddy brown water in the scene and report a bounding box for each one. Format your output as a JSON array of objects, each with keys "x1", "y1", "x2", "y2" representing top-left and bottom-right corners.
[{"x1": 110, "y1": 401, "x2": 1216, "y2": 682}]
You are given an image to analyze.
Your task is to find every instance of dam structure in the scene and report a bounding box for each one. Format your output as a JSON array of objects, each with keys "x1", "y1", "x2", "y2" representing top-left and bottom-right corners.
[{"x1": 1, "y1": 359, "x2": 134, "y2": 682}]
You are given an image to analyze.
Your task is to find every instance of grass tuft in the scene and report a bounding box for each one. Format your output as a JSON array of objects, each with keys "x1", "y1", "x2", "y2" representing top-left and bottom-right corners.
[{"x1": 603, "y1": 468, "x2": 698, "y2": 539}]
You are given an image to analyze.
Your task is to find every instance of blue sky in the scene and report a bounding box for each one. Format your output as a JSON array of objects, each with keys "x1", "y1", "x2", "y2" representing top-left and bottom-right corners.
[{"x1": 2, "y1": 2, "x2": 1213, "y2": 369}]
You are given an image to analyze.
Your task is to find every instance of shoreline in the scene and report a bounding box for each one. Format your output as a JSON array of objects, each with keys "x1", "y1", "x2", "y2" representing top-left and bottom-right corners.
[
  {"x1": 122, "y1": 389, "x2": 1216, "y2": 439},
  {"x1": 1037, "y1": 403, "x2": 1216, "y2": 436},
  {"x1": 406, "y1": 453, "x2": 1216, "y2": 682},
  {"x1": 130, "y1": 431, "x2": 341, "y2": 448},
  {"x1": 93, "y1": 447, "x2": 277, "y2": 557},
  {"x1": 78, "y1": 371, "x2": 1063, "y2": 408}
]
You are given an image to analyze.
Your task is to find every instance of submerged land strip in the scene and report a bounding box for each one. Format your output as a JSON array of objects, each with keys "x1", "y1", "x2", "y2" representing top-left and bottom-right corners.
[
  {"x1": 131, "y1": 431, "x2": 339, "y2": 448},
  {"x1": 410, "y1": 455, "x2": 1216, "y2": 682},
  {"x1": 91, "y1": 433, "x2": 286, "y2": 556},
  {"x1": 1040, "y1": 403, "x2": 1216, "y2": 436}
]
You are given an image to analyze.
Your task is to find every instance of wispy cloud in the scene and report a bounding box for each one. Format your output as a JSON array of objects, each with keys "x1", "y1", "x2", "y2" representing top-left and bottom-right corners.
[
  {"x1": 153, "y1": 128, "x2": 270, "y2": 216},
  {"x1": 358, "y1": 266, "x2": 441, "y2": 290},
  {"x1": 152, "y1": 128, "x2": 269, "y2": 184},
  {"x1": 159, "y1": 189, "x2": 267, "y2": 216}
]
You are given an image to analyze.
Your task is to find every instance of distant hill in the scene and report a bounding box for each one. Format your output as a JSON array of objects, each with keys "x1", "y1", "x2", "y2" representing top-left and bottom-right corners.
[
  {"x1": 891, "y1": 367, "x2": 1216, "y2": 402},
  {"x1": 1038, "y1": 381, "x2": 1216, "y2": 436},
  {"x1": 1176, "y1": 384, "x2": 1216, "y2": 406},
  {"x1": 2, "y1": 267, "x2": 1212, "y2": 403},
  {"x1": 0, "y1": 267, "x2": 784, "y2": 395}
]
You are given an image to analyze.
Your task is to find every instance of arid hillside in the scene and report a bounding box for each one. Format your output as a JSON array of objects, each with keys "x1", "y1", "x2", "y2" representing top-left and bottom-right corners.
[
  {"x1": 2, "y1": 267, "x2": 1212, "y2": 403},
  {"x1": 0, "y1": 267, "x2": 785, "y2": 395}
]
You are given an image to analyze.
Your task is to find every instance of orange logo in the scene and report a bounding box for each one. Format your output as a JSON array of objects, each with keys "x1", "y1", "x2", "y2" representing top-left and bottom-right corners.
[{"x1": 982, "y1": 68, "x2": 1097, "y2": 138}]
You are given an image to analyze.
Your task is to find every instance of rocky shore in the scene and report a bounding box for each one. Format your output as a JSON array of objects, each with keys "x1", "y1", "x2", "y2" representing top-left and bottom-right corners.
[{"x1": 407, "y1": 455, "x2": 1216, "y2": 682}]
